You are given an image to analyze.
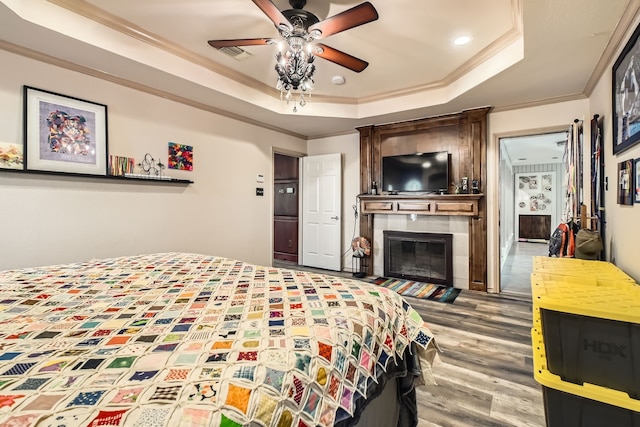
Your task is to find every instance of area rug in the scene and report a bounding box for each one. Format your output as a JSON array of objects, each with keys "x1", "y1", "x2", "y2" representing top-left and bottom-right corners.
[{"x1": 371, "y1": 277, "x2": 461, "y2": 303}]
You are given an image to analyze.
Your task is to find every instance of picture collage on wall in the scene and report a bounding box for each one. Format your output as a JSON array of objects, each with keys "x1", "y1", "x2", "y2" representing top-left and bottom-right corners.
[{"x1": 516, "y1": 173, "x2": 554, "y2": 213}]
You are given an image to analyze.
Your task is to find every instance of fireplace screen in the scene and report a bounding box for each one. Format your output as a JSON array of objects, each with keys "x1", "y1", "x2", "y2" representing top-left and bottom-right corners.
[{"x1": 383, "y1": 231, "x2": 453, "y2": 286}]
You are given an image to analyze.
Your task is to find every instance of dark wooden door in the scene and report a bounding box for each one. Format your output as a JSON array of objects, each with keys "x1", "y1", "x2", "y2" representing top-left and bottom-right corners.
[
  {"x1": 274, "y1": 183, "x2": 298, "y2": 217},
  {"x1": 519, "y1": 215, "x2": 551, "y2": 240},
  {"x1": 273, "y1": 153, "x2": 299, "y2": 262}
]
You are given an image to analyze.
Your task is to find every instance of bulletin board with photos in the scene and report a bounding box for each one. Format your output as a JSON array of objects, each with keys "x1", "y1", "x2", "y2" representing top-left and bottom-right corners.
[{"x1": 516, "y1": 172, "x2": 556, "y2": 215}]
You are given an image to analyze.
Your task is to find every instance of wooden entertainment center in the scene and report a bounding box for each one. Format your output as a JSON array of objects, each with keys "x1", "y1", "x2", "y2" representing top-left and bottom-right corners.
[{"x1": 357, "y1": 107, "x2": 490, "y2": 291}]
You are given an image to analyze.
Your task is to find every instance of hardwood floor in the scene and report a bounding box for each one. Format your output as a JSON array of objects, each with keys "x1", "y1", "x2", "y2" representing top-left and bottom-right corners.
[
  {"x1": 273, "y1": 259, "x2": 546, "y2": 427},
  {"x1": 500, "y1": 242, "x2": 549, "y2": 295},
  {"x1": 410, "y1": 291, "x2": 544, "y2": 427}
]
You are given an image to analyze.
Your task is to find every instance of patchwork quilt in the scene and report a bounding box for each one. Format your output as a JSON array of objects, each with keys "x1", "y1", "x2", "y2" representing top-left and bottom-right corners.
[{"x1": 0, "y1": 253, "x2": 437, "y2": 427}]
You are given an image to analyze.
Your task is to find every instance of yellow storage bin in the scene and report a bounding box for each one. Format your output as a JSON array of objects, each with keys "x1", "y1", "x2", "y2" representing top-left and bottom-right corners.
[
  {"x1": 531, "y1": 273, "x2": 640, "y2": 323},
  {"x1": 531, "y1": 275, "x2": 640, "y2": 400},
  {"x1": 532, "y1": 327, "x2": 640, "y2": 413},
  {"x1": 532, "y1": 256, "x2": 635, "y2": 283}
]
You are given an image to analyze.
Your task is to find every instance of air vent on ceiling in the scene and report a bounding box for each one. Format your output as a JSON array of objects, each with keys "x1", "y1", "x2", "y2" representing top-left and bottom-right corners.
[{"x1": 218, "y1": 46, "x2": 252, "y2": 61}]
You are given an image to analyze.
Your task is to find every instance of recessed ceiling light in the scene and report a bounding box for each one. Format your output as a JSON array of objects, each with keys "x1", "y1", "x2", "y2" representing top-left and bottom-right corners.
[
  {"x1": 454, "y1": 36, "x2": 471, "y2": 46},
  {"x1": 331, "y1": 75, "x2": 346, "y2": 85}
]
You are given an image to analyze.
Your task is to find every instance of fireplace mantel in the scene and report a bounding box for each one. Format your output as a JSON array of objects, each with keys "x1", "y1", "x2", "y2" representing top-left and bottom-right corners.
[
  {"x1": 359, "y1": 194, "x2": 483, "y2": 217},
  {"x1": 357, "y1": 107, "x2": 490, "y2": 291}
]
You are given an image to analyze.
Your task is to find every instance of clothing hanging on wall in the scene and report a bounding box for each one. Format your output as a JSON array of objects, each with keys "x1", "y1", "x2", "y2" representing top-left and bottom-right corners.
[
  {"x1": 562, "y1": 120, "x2": 583, "y2": 224},
  {"x1": 588, "y1": 114, "x2": 605, "y2": 260}
]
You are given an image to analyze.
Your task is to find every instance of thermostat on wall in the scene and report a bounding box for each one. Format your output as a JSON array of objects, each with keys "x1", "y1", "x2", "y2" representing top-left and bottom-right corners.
[{"x1": 256, "y1": 174, "x2": 264, "y2": 183}]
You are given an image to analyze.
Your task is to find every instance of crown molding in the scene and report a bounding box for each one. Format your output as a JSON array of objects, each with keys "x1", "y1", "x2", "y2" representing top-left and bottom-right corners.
[
  {"x1": 490, "y1": 93, "x2": 587, "y2": 113},
  {"x1": 584, "y1": 0, "x2": 640, "y2": 96},
  {"x1": 46, "y1": 0, "x2": 523, "y2": 108},
  {"x1": 0, "y1": 40, "x2": 306, "y2": 140},
  {"x1": 47, "y1": 0, "x2": 271, "y2": 95},
  {"x1": 361, "y1": 0, "x2": 523, "y2": 104},
  {"x1": 46, "y1": 0, "x2": 354, "y2": 106}
]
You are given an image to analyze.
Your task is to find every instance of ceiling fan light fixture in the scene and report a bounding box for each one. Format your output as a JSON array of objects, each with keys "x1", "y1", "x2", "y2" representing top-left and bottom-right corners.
[
  {"x1": 309, "y1": 29, "x2": 322, "y2": 39},
  {"x1": 278, "y1": 23, "x2": 292, "y2": 37},
  {"x1": 275, "y1": 39, "x2": 316, "y2": 112}
]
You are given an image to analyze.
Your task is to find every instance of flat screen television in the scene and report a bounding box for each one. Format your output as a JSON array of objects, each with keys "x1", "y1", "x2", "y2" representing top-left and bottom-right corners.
[{"x1": 382, "y1": 151, "x2": 449, "y2": 193}]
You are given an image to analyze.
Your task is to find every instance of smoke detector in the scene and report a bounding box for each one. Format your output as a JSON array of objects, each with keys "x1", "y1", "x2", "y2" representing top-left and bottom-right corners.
[{"x1": 331, "y1": 75, "x2": 346, "y2": 85}]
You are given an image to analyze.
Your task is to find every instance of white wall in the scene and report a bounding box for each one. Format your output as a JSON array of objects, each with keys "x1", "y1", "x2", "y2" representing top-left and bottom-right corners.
[
  {"x1": 0, "y1": 49, "x2": 307, "y2": 270},
  {"x1": 4, "y1": 40, "x2": 638, "y2": 285},
  {"x1": 499, "y1": 143, "x2": 515, "y2": 268},
  {"x1": 306, "y1": 132, "x2": 361, "y2": 271},
  {"x1": 589, "y1": 13, "x2": 640, "y2": 282}
]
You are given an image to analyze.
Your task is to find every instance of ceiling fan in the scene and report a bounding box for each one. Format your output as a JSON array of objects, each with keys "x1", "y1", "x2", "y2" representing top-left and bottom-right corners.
[{"x1": 207, "y1": 0, "x2": 379, "y2": 74}]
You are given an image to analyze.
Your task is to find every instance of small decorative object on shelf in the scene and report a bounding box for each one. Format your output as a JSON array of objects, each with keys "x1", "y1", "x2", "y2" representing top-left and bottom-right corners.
[
  {"x1": 452, "y1": 182, "x2": 461, "y2": 194},
  {"x1": 472, "y1": 179, "x2": 480, "y2": 194},
  {"x1": 0, "y1": 141, "x2": 23, "y2": 170},
  {"x1": 371, "y1": 181, "x2": 378, "y2": 195},
  {"x1": 109, "y1": 155, "x2": 135, "y2": 177},
  {"x1": 137, "y1": 153, "x2": 166, "y2": 178},
  {"x1": 461, "y1": 176, "x2": 469, "y2": 194}
]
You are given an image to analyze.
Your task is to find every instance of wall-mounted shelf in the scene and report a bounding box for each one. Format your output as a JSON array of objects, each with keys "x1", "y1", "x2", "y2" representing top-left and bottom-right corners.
[{"x1": 0, "y1": 168, "x2": 193, "y2": 184}]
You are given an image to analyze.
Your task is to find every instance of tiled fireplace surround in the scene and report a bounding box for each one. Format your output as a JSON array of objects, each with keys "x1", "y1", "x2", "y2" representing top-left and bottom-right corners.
[{"x1": 372, "y1": 214, "x2": 469, "y2": 289}]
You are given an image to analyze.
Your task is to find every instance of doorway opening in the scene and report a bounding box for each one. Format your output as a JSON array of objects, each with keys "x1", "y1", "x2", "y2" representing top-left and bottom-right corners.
[{"x1": 499, "y1": 130, "x2": 567, "y2": 295}]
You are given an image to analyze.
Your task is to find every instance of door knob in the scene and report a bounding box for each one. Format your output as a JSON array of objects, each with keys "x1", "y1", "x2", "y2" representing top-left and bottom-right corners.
[{"x1": 331, "y1": 216, "x2": 339, "y2": 220}]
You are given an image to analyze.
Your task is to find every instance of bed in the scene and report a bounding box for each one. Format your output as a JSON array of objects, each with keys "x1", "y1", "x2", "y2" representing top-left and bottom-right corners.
[{"x1": 0, "y1": 253, "x2": 438, "y2": 426}]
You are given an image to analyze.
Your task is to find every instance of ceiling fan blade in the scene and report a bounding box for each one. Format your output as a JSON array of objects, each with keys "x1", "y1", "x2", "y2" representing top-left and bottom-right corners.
[
  {"x1": 309, "y1": 2, "x2": 378, "y2": 38},
  {"x1": 314, "y1": 43, "x2": 369, "y2": 72},
  {"x1": 251, "y1": 0, "x2": 291, "y2": 30},
  {"x1": 208, "y1": 38, "x2": 273, "y2": 48}
]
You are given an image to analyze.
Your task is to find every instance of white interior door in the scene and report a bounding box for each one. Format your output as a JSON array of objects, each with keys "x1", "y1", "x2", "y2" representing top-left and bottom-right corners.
[{"x1": 301, "y1": 153, "x2": 342, "y2": 271}]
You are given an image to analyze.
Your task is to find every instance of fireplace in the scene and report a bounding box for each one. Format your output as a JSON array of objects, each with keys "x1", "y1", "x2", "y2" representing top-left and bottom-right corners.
[{"x1": 383, "y1": 231, "x2": 453, "y2": 286}]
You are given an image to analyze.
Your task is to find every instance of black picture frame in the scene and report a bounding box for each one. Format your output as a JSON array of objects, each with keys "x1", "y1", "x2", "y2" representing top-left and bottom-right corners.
[
  {"x1": 24, "y1": 86, "x2": 108, "y2": 176},
  {"x1": 635, "y1": 157, "x2": 640, "y2": 203},
  {"x1": 618, "y1": 159, "x2": 634, "y2": 205},
  {"x1": 612, "y1": 22, "x2": 640, "y2": 155}
]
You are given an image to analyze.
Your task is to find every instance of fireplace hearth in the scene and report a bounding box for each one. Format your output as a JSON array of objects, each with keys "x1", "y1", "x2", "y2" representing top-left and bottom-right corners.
[{"x1": 383, "y1": 231, "x2": 453, "y2": 286}]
